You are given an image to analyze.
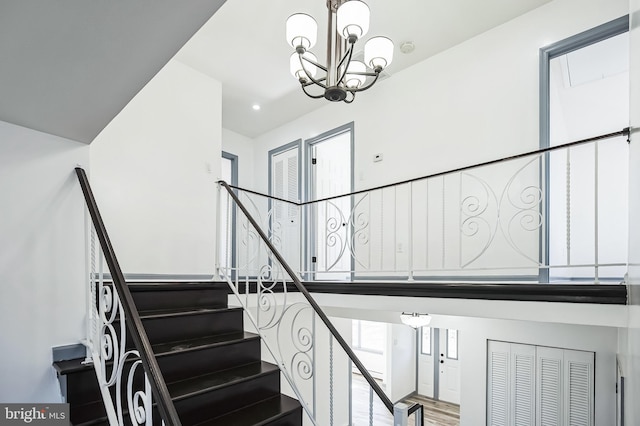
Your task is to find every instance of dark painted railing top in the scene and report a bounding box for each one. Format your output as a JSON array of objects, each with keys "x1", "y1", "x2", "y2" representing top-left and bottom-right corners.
[
  {"x1": 224, "y1": 127, "x2": 630, "y2": 206},
  {"x1": 75, "y1": 168, "x2": 181, "y2": 426},
  {"x1": 219, "y1": 180, "x2": 396, "y2": 413}
]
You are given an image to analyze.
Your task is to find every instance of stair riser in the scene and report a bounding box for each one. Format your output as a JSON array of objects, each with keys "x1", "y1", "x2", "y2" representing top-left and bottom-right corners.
[
  {"x1": 68, "y1": 361, "x2": 156, "y2": 422},
  {"x1": 64, "y1": 369, "x2": 101, "y2": 406},
  {"x1": 176, "y1": 370, "x2": 281, "y2": 423},
  {"x1": 131, "y1": 288, "x2": 229, "y2": 312},
  {"x1": 266, "y1": 408, "x2": 304, "y2": 426},
  {"x1": 157, "y1": 338, "x2": 262, "y2": 383},
  {"x1": 137, "y1": 309, "x2": 244, "y2": 346}
]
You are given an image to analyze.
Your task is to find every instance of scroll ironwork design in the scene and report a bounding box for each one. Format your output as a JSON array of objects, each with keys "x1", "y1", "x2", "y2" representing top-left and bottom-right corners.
[
  {"x1": 218, "y1": 181, "x2": 400, "y2": 426},
  {"x1": 86, "y1": 244, "x2": 165, "y2": 426}
]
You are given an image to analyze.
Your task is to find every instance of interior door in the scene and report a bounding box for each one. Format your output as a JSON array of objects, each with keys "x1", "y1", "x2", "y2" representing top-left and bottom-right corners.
[
  {"x1": 219, "y1": 153, "x2": 237, "y2": 276},
  {"x1": 418, "y1": 327, "x2": 435, "y2": 398},
  {"x1": 439, "y1": 328, "x2": 461, "y2": 404},
  {"x1": 309, "y1": 129, "x2": 352, "y2": 280},
  {"x1": 269, "y1": 144, "x2": 301, "y2": 272}
]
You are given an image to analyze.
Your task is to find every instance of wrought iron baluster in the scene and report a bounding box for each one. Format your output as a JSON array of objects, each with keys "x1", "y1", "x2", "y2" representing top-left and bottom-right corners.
[
  {"x1": 594, "y1": 141, "x2": 599, "y2": 283},
  {"x1": 329, "y1": 335, "x2": 334, "y2": 426}
]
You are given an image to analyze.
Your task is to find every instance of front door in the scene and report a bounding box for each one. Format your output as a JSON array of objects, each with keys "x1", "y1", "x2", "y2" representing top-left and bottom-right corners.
[{"x1": 418, "y1": 327, "x2": 435, "y2": 398}]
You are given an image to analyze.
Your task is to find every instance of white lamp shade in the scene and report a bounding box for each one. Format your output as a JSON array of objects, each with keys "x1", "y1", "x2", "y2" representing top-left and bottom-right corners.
[
  {"x1": 344, "y1": 60, "x2": 366, "y2": 89},
  {"x1": 336, "y1": 0, "x2": 370, "y2": 40},
  {"x1": 290, "y1": 52, "x2": 318, "y2": 80},
  {"x1": 400, "y1": 313, "x2": 431, "y2": 328},
  {"x1": 365, "y1": 36, "x2": 394, "y2": 70},
  {"x1": 286, "y1": 13, "x2": 318, "y2": 49}
]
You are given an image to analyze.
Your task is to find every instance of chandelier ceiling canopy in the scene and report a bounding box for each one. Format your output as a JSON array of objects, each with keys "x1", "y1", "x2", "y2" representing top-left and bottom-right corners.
[{"x1": 286, "y1": 0, "x2": 394, "y2": 103}]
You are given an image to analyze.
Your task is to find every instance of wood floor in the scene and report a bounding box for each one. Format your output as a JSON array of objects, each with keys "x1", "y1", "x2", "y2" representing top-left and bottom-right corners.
[{"x1": 351, "y1": 374, "x2": 460, "y2": 426}]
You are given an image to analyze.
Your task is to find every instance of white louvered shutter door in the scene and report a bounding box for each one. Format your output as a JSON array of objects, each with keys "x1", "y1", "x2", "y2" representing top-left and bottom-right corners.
[
  {"x1": 536, "y1": 346, "x2": 563, "y2": 426},
  {"x1": 564, "y1": 350, "x2": 594, "y2": 426},
  {"x1": 488, "y1": 341, "x2": 510, "y2": 426},
  {"x1": 512, "y1": 343, "x2": 536, "y2": 426},
  {"x1": 270, "y1": 147, "x2": 300, "y2": 271}
]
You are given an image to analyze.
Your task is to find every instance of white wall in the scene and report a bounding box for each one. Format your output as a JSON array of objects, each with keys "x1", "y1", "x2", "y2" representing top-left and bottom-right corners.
[
  {"x1": 386, "y1": 323, "x2": 416, "y2": 402},
  {"x1": 0, "y1": 121, "x2": 89, "y2": 402},
  {"x1": 624, "y1": 0, "x2": 640, "y2": 422},
  {"x1": 90, "y1": 60, "x2": 222, "y2": 274}
]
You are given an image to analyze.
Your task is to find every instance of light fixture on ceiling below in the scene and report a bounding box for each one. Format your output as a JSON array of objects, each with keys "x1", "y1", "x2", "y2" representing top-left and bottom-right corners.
[
  {"x1": 400, "y1": 312, "x2": 431, "y2": 328},
  {"x1": 286, "y1": 0, "x2": 394, "y2": 103}
]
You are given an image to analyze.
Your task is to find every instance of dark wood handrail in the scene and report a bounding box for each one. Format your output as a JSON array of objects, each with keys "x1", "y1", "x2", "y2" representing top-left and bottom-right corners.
[
  {"x1": 219, "y1": 180, "x2": 395, "y2": 413},
  {"x1": 226, "y1": 127, "x2": 630, "y2": 206},
  {"x1": 75, "y1": 168, "x2": 181, "y2": 425}
]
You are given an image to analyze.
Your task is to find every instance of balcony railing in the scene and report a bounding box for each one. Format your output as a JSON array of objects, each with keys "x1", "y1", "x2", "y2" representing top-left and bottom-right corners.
[
  {"x1": 218, "y1": 128, "x2": 630, "y2": 284},
  {"x1": 218, "y1": 181, "x2": 424, "y2": 425}
]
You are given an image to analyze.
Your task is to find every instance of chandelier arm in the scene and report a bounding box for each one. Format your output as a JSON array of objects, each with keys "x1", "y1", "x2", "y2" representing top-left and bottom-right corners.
[
  {"x1": 301, "y1": 54, "x2": 328, "y2": 72},
  {"x1": 347, "y1": 71, "x2": 381, "y2": 93},
  {"x1": 299, "y1": 53, "x2": 328, "y2": 89},
  {"x1": 343, "y1": 91, "x2": 356, "y2": 104},
  {"x1": 336, "y1": 44, "x2": 355, "y2": 86},
  {"x1": 301, "y1": 83, "x2": 327, "y2": 99},
  {"x1": 302, "y1": 77, "x2": 327, "y2": 87}
]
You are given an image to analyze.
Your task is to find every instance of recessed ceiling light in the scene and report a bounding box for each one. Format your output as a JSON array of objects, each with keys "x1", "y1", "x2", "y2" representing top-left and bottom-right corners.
[{"x1": 252, "y1": 104, "x2": 261, "y2": 111}]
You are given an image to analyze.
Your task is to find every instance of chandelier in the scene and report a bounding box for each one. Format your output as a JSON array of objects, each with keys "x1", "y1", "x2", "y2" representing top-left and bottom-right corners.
[
  {"x1": 400, "y1": 313, "x2": 431, "y2": 328},
  {"x1": 286, "y1": 0, "x2": 394, "y2": 103}
]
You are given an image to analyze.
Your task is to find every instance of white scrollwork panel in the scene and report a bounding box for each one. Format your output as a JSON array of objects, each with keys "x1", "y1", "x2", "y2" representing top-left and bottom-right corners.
[{"x1": 498, "y1": 155, "x2": 544, "y2": 265}]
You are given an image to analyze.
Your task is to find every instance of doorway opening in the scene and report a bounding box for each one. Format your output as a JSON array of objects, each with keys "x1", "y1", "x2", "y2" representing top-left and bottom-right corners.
[
  {"x1": 306, "y1": 123, "x2": 354, "y2": 281},
  {"x1": 540, "y1": 16, "x2": 629, "y2": 282}
]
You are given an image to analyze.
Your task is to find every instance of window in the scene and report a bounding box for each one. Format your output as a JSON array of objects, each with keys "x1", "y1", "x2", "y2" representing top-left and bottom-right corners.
[
  {"x1": 352, "y1": 320, "x2": 384, "y2": 354},
  {"x1": 420, "y1": 327, "x2": 432, "y2": 355},
  {"x1": 446, "y1": 329, "x2": 458, "y2": 360}
]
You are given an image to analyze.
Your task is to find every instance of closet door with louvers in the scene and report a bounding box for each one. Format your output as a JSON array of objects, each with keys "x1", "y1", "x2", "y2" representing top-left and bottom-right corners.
[
  {"x1": 269, "y1": 144, "x2": 301, "y2": 272},
  {"x1": 488, "y1": 341, "x2": 536, "y2": 426},
  {"x1": 563, "y1": 349, "x2": 594, "y2": 426},
  {"x1": 536, "y1": 346, "x2": 563, "y2": 426},
  {"x1": 536, "y1": 346, "x2": 594, "y2": 426},
  {"x1": 511, "y1": 343, "x2": 536, "y2": 425},
  {"x1": 488, "y1": 341, "x2": 594, "y2": 426},
  {"x1": 488, "y1": 341, "x2": 511, "y2": 426}
]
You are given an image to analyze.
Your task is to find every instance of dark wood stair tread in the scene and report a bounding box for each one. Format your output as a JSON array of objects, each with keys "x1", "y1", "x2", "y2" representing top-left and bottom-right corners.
[
  {"x1": 169, "y1": 361, "x2": 279, "y2": 401},
  {"x1": 195, "y1": 394, "x2": 302, "y2": 426},
  {"x1": 153, "y1": 331, "x2": 259, "y2": 356},
  {"x1": 53, "y1": 357, "x2": 91, "y2": 375}
]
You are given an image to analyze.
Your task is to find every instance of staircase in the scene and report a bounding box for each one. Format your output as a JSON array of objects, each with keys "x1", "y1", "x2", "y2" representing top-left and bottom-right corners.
[{"x1": 53, "y1": 281, "x2": 303, "y2": 425}]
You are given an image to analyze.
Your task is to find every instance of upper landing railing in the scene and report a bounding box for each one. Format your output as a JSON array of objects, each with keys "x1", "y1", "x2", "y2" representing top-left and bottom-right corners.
[
  {"x1": 219, "y1": 128, "x2": 631, "y2": 284},
  {"x1": 218, "y1": 181, "x2": 425, "y2": 425}
]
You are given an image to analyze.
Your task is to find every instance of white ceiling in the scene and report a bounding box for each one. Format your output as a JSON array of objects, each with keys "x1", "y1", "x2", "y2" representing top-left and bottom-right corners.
[
  {"x1": 175, "y1": 0, "x2": 553, "y2": 139},
  {"x1": 0, "y1": 0, "x2": 227, "y2": 143}
]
